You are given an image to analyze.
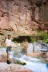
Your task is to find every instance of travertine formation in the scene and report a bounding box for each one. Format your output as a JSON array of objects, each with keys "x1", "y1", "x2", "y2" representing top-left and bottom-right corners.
[
  {"x1": 0, "y1": 63, "x2": 32, "y2": 72},
  {"x1": 0, "y1": 0, "x2": 48, "y2": 36}
]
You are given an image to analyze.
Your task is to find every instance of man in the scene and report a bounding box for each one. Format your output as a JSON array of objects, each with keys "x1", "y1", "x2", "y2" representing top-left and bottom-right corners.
[{"x1": 5, "y1": 35, "x2": 13, "y2": 64}]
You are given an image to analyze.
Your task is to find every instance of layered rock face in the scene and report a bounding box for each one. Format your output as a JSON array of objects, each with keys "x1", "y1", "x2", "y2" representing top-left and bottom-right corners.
[{"x1": 0, "y1": 0, "x2": 48, "y2": 36}]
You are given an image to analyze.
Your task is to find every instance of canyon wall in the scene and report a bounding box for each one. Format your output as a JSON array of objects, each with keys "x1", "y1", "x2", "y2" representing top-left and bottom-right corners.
[{"x1": 0, "y1": 0, "x2": 48, "y2": 36}]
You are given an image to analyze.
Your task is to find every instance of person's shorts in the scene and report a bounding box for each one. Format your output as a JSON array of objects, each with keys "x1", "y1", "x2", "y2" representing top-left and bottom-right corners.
[{"x1": 6, "y1": 46, "x2": 11, "y2": 52}]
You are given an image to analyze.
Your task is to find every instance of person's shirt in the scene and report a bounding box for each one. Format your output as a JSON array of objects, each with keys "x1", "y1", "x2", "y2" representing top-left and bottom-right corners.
[{"x1": 5, "y1": 39, "x2": 12, "y2": 47}]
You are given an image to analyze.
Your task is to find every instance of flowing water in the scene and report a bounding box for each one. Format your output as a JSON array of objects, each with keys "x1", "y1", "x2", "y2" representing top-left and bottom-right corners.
[{"x1": 18, "y1": 55, "x2": 48, "y2": 72}]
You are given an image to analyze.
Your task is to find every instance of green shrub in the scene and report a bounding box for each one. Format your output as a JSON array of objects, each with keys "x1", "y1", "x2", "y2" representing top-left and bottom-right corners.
[{"x1": 39, "y1": 31, "x2": 48, "y2": 43}]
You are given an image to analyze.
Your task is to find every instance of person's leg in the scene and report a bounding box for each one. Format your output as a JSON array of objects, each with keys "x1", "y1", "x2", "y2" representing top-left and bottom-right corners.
[
  {"x1": 6, "y1": 48, "x2": 8, "y2": 59},
  {"x1": 6, "y1": 47, "x2": 11, "y2": 64}
]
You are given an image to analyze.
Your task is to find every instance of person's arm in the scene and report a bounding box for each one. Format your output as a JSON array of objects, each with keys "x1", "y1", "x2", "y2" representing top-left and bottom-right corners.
[{"x1": 5, "y1": 39, "x2": 7, "y2": 47}]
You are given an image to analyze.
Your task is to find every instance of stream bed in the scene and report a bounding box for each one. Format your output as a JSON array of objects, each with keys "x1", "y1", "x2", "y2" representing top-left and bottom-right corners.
[{"x1": 0, "y1": 48, "x2": 48, "y2": 72}]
